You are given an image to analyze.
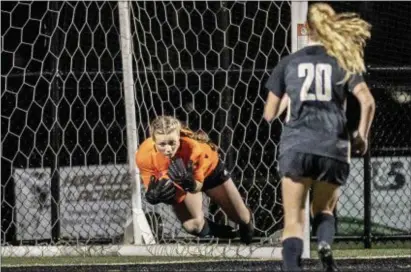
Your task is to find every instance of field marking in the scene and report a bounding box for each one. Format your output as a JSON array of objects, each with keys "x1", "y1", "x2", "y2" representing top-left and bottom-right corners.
[
  {"x1": 2, "y1": 255, "x2": 411, "y2": 267},
  {"x1": 336, "y1": 255, "x2": 411, "y2": 260},
  {"x1": 0, "y1": 259, "x2": 258, "y2": 268}
]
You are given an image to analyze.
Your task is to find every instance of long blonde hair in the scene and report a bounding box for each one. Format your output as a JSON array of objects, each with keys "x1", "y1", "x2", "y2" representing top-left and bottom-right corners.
[
  {"x1": 149, "y1": 116, "x2": 218, "y2": 151},
  {"x1": 307, "y1": 3, "x2": 371, "y2": 81}
]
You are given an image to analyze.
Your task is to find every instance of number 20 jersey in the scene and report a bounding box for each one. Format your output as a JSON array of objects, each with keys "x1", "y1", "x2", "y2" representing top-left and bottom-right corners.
[{"x1": 265, "y1": 45, "x2": 364, "y2": 163}]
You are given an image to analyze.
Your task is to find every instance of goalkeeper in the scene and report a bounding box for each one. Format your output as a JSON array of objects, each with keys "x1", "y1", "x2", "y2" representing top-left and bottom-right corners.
[
  {"x1": 263, "y1": 3, "x2": 375, "y2": 272},
  {"x1": 135, "y1": 115, "x2": 254, "y2": 244}
]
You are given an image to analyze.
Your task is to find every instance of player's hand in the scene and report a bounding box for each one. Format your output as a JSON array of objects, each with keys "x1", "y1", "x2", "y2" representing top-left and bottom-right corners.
[
  {"x1": 352, "y1": 131, "x2": 368, "y2": 156},
  {"x1": 168, "y1": 158, "x2": 196, "y2": 193},
  {"x1": 145, "y1": 176, "x2": 176, "y2": 205}
]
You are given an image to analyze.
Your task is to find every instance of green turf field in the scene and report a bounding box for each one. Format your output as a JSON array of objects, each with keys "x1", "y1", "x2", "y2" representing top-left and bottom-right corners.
[
  {"x1": 2, "y1": 248, "x2": 410, "y2": 266},
  {"x1": 337, "y1": 216, "x2": 410, "y2": 236}
]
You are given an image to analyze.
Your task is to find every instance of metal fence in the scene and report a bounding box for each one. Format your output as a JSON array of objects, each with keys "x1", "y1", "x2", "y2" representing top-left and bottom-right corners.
[
  {"x1": 330, "y1": 66, "x2": 411, "y2": 248},
  {"x1": 318, "y1": 1, "x2": 411, "y2": 247}
]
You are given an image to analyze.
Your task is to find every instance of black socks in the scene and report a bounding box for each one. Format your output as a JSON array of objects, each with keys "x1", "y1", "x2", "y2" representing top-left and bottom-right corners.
[
  {"x1": 313, "y1": 213, "x2": 335, "y2": 245},
  {"x1": 281, "y1": 213, "x2": 336, "y2": 271},
  {"x1": 282, "y1": 237, "x2": 303, "y2": 271}
]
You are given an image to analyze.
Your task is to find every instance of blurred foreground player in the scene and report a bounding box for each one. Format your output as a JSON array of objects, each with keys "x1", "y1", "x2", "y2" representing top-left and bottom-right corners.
[
  {"x1": 135, "y1": 116, "x2": 254, "y2": 244},
  {"x1": 264, "y1": 3, "x2": 375, "y2": 271}
]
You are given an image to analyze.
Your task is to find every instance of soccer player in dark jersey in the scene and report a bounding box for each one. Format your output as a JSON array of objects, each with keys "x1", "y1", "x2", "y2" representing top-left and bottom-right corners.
[{"x1": 263, "y1": 3, "x2": 375, "y2": 271}]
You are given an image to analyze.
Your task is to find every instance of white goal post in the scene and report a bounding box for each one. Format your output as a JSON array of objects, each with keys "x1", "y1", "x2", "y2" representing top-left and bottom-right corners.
[
  {"x1": 117, "y1": 0, "x2": 156, "y2": 246},
  {"x1": 291, "y1": 1, "x2": 310, "y2": 259},
  {"x1": 1, "y1": 1, "x2": 309, "y2": 259}
]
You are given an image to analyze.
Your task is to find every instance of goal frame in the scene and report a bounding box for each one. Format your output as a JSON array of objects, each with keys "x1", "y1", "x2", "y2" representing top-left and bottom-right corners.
[{"x1": 1, "y1": 0, "x2": 310, "y2": 259}]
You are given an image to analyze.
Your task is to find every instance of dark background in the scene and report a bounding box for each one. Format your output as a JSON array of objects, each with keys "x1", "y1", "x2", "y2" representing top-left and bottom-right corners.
[{"x1": 1, "y1": 1, "x2": 410, "y2": 243}]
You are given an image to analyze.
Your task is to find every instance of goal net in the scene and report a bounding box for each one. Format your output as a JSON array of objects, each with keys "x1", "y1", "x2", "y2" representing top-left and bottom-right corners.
[
  {"x1": 1, "y1": 1, "x2": 133, "y2": 256},
  {"x1": 129, "y1": 0, "x2": 291, "y2": 241},
  {"x1": 1, "y1": 1, "x2": 307, "y2": 258}
]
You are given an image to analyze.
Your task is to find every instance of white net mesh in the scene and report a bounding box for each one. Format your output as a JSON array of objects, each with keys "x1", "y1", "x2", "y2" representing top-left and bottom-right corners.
[
  {"x1": 1, "y1": 1, "x2": 291, "y2": 256},
  {"x1": 1, "y1": 1, "x2": 132, "y2": 247}
]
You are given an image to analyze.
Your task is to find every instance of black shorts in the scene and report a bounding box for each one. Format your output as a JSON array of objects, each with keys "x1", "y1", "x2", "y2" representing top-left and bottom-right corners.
[
  {"x1": 278, "y1": 151, "x2": 350, "y2": 186},
  {"x1": 202, "y1": 160, "x2": 231, "y2": 191}
]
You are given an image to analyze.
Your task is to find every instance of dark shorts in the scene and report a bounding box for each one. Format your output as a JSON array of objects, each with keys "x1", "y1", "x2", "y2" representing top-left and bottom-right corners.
[
  {"x1": 202, "y1": 160, "x2": 231, "y2": 191},
  {"x1": 278, "y1": 151, "x2": 350, "y2": 186}
]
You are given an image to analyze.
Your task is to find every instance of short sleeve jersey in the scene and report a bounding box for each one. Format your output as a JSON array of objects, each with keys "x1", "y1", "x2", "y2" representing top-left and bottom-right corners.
[
  {"x1": 135, "y1": 136, "x2": 219, "y2": 203},
  {"x1": 265, "y1": 45, "x2": 364, "y2": 163}
]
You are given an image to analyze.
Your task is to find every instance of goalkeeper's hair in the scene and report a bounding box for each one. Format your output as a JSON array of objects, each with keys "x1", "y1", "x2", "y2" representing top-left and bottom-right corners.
[
  {"x1": 150, "y1": 116, "x2": 218, "y2": 151},
  {"x1": 307, "y1": 3, "x2": 371, "y2": 81}
]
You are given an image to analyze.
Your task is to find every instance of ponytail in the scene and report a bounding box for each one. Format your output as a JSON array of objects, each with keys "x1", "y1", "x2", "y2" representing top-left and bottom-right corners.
[
  {"x1": 307, "y1": 3, "x2": 371, "y2": 81},
  {"x1": 180, "y1": 126, "x2": 218, "y2": 151}
]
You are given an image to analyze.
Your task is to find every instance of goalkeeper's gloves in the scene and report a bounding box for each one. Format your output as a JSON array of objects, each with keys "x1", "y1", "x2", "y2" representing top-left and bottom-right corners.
[
  {"x1": 168, "y1": 158, "x2": 197, "y2": 193},
  {"x1": 145, "y1": 176, "x2": 176, "y2": 205}
]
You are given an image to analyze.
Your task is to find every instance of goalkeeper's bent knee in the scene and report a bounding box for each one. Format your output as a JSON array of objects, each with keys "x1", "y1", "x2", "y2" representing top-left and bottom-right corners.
[{"x1": 196, "y1": 218, "x2": 211, "y2": 237}]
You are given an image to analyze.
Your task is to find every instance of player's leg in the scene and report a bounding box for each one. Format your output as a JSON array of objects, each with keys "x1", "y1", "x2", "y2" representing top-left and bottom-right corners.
[
  {"x1": 202, "y1": 160, "x2": 254, "y2": 244},
  {"x1": 311, "y1": 181, "x2": 340, "y2": 272},
  {"x1": 311, "y1": 181, "x2": 340, "y2": 247},
  {"x1": 281, "y1": 176, "x2": 312, "y2": 271},
  {"x1": 311, "y1": 156, "x2": 349, "y2": 272},
  {"x1": 205, "y1": 177, "x2": 254, "y2": 244},
  {"x1": 173, "y1": 191, "x2": 204, "y2": 235},
  {"x1": 205, "y1": 178, "x2": 251, "y2": 224},
  {"x1": 173, "y1": 192, "x2": 236, "y2": 238},
  {"x1": 278, "y1": 151, "x2": 314, "y2": 271}
]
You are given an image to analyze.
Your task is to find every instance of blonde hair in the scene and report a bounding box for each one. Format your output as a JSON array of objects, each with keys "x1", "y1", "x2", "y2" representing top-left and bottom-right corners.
[
  {"x1": 307, "y1": 3, "x2": 371, "y2": 81},
  {"x1": 150, "y1": 116, "x2": 181, "y2": 138},
  {"x1": 150, "y1": 116, "x2": 218, "y2": 151}
]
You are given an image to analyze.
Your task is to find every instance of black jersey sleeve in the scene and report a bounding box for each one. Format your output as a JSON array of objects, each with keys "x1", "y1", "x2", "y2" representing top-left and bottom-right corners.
[
  {"x1": 265, "y1": 60, "x2": 287, "y2": 98},
  {"x1": 347, "y1": 73, "x2": 365, "y2": 92}
]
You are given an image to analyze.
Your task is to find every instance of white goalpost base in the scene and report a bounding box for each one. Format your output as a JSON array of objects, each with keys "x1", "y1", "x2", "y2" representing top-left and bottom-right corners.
[{"x1": 2, "y1": 245, "x2": 283, "y2": 259}]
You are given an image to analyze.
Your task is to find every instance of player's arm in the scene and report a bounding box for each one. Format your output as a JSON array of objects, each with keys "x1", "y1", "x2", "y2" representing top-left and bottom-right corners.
[
  {"x1": 264, "y1": 61, "x2": 287, "y2": 122},
  {"x1": 277, "y1": 94, "x2": 289, "y2": 118},
  {"x1": 351, "y1": 81, "x2": 375, "y2": 140},
  {"x1": 348, "y1": 74, "x2": 375, "y2": 156},
  {"x1": 264, "y1": 93, "x2": 289, "y2": 121},
  {"x1": 135, "y1": 151, "x2": 155, "y2": 189}
]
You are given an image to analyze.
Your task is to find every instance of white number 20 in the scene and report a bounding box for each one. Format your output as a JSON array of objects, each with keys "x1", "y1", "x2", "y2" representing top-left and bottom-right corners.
[{"x1": 299, "y1": 63, "x2": 332, "y2": 101}]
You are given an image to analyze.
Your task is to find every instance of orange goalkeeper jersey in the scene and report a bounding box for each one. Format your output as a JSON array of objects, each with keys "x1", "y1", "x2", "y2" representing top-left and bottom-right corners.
[{"x1": 135, "y1": 136, "x2": 219, "y2": 203}]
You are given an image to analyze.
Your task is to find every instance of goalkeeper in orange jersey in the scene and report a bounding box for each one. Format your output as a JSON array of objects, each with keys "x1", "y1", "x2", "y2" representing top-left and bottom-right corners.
[{"x1": 135, "y1": 115, "x2": 254, "y2": 244}]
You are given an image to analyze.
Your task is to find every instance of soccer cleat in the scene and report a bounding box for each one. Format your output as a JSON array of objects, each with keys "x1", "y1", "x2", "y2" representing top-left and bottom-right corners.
[
  {"x1": 218, "y1": 225, "x2": 238, "y2": 239},
  {"x1": 318, "y1": 241, "x2": 339, "y2": 272},
  {"x1": 204, "y1": 219, "x2": 238, "y2": 239},
  {"x1": 212, "y1": 224, "x2": 238, "y2": 239},
  {"x1": 239, "y1": 209, "x2": 254, "y2": 245}
]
